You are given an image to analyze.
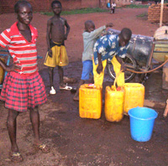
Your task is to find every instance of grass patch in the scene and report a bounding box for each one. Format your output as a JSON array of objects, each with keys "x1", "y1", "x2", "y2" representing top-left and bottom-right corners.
[
  {"x1": 125, "y1": 4, "x2": 149, "y2": 8},
  {"x1": 137, "y1": 12, "x2": 148, "y2": 18},
  {"x1": 41, "y1": 5, "x2": 149, "y2": 16},
  {"x1": 136, "y1": 12, "x2": 148, "y2": 20},
  {"x1": 41, "y1": 8, "x2": 108, "y2": 16}
]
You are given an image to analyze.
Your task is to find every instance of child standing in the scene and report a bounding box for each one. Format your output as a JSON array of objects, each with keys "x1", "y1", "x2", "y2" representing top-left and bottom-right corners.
[
  {"x1": 73, "y1": 20, "x2": 113, "y2": 101},
  {"x1": 111, "y1": 2, "x2": 116, "y2": 14},
  {"x1": 44, "y1": 0, "x2": 71, "y2": 94},
  {"x1": 0, "y1": 1, "x2": 49, "y2": 163}
]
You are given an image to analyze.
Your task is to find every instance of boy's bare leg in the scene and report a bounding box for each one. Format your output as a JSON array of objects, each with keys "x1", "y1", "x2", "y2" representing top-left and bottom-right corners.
[
  {"x1": 58, "y1": 66, "x2": 65, "y2": 87},
  {"x1": 73, "y1": 80, "x2": 85, "y2": 101},
  {"x1": 29, "y1": 106, "x2": 40, "y2": 145},
  {"x1": 48, "y1": 67, "x2": 54, "y2": 87},
  {"x1": 7, "y1": 109, "x2": 20, "y2": 153},
  {"x1": 48, "y1": 67, "x2": 56, "y2": 94},
  {"x1": 30, "y1": 106, "x2": 50, "y2": 153}
]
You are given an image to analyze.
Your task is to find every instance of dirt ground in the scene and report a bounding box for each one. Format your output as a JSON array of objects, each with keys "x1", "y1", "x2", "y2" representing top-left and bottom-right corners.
[{"x1": 1, "y1": 8, "x2": 168, "y2": 166}]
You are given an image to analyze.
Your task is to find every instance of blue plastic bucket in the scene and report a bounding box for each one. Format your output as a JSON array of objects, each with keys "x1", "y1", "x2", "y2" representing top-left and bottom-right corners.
[
  {"x1": 128, "y1": 107, "x2": 158, "y2": 142},
  {"x1": 107, "y1": 2, "x2": 110, "y2": 8}
]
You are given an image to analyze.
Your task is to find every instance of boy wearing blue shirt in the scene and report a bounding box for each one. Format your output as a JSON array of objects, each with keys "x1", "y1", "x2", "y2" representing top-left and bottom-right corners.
[{"x1": 93, "y1": 28, "x2": 132, "y2": 87}]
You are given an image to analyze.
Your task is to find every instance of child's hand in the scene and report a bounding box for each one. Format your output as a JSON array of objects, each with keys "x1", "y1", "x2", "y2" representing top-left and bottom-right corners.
[
  {"x1": 163, "y1": 100, "x2": 168, "y2": 117},
  {"x1": 106, "y1": 23, "x2": 113, "y2": 28},
  {"x1": 121, "y1": 63, "x2": 126, "y2": 72},
  {"x1": 6, "y1": 62, "x2": 22, "y2": 72},
  {"x1": 48, "y1": 49, "x2": 52, "y2": 57},
  {"x1": 97, "y1": 62, "x2": 103, "y2": 74}
]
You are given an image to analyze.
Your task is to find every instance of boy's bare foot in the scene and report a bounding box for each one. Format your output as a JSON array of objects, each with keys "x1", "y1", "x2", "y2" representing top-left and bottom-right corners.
[
  {"x1": 73, "y1": 96, "x2": 79, "y2": 101},
  {"x1": 63, "y1": 76, "x2": 77, "y2": 84}
]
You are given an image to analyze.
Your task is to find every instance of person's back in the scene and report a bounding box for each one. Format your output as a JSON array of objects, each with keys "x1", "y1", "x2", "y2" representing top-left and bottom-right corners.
[{"x1": 112, "y1": 2, "x2": 116, "y2": 8}]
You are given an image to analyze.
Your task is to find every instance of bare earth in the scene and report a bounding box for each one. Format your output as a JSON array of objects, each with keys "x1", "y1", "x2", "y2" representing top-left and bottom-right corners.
[{"x1": 1, "y1": 8, "x2": 168, "y2": 166}]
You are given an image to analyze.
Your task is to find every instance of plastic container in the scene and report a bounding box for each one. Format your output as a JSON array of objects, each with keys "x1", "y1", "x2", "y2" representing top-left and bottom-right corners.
[
  {"x1": 153, "y1": 43, "x2": 168, "y2": 63},
  {"x1": 79, "y1": 84, "x2": 102, "y2": 119},
  {"x1": 124, "y1": 83, "x2": 145, "y2": 115},
  {"x1": 128, "y1": 107, "x2": 158, "y2": 142},
  {"x1": 107, "y1": 2, "x2": 111, "y2": 8},
  {"x1": 104, "y1": 86, "x2": 124, "y2": 122},
  {"x1": 0, "y1": 57, "x2": 5, "y2": 84}
]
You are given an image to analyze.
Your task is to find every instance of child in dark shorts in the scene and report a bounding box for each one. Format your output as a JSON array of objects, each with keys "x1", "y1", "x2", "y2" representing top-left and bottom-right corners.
[{"x1": 0, "y1": 1, "x2": 49, "y2": 163}]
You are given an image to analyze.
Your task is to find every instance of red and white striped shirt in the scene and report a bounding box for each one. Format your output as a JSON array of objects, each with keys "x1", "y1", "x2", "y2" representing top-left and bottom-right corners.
[{"x1": 0, "y1": 22, "x2": 38, "y2": 75}]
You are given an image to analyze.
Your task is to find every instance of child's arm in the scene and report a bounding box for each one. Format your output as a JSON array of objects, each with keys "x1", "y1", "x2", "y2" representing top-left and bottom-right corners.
[
  {"x1": 64, "y1": 19, "x2": 70, "y2": 40},
  {"x1": 0, "y1": 59, "x2": 21, "y2": 72},
  {"x1": 46, "y1": 19, "x2": 52, "y2": 57},
  {"x1": 87, "y1": 23, "x2": 113, "y2": 39},
  {"x1": 115, "y1": 56, "x2": 126, "y2": 72},
  {"x1": 96, "y1": 52, "x2": 103, "y2": 74}
]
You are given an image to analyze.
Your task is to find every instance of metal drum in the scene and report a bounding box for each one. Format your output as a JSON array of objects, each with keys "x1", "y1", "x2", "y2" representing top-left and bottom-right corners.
[{"x1": 107, "y1": 28, "x2": 153, "y2": 67}]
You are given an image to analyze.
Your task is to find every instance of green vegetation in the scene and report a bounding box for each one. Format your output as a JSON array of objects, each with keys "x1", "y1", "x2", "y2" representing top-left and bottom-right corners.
[
  {"x1": 125, "y1": 4, "x2": 149, "y2": 8},
  {"x1": 41, "y1": 8, "x2": 108, "y2": 16},
  {"x1": 41, "y1": 5, "x2": 149, "y2": 16},
  {"x1": 136, "y1": 12, "x2": 148, "y2": 18}
]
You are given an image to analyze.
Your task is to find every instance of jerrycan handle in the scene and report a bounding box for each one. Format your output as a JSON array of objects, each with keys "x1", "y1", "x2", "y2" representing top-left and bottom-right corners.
[
  {"x1": 85, "y1": 84, "x2": 102, "y2": 89},
  {"x1": 85, "y1": 84, "x2": 96, "y2": 89}
]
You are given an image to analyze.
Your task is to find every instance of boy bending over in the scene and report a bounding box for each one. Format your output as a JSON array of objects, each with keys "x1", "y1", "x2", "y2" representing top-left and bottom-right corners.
[{"x1": 93, "y1": 28, "x2": 132, "y2": 87}]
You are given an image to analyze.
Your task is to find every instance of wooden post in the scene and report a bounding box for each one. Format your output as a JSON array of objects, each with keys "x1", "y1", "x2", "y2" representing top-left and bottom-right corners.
[{"x1": 160, "y1": 0, "x2": 164, "y2": 27}]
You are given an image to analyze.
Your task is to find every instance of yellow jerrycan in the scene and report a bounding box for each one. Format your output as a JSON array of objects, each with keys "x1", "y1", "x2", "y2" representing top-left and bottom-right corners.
[
  {"x1": 79, "y1": 84, "x2": 102, "y2": 119},
  {"x1": 104, "y1": 86, "x2": 124, "y2": 122},
  {"x1": 124, "y1": 83, "x2": 145, "y2": 115},
  {"x1": 0, "y1": 57, "x2": 5, "y2": 84}
]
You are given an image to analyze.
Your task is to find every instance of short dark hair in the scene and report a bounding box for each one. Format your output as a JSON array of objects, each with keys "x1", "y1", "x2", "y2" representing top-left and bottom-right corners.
[
  {"x1": 121, "y1": 28, "x2": 132, "y2": 40},
  {"x1": 85, "y1": 20, "x2": 94, "y2": 27},
  {"x1": 14, "y1": 0, "x2": 32, "y2": 13},
  {"x1": 85, "y1": 20, "x2": 95, "y2": 30},
  {"x1": 51, "y1": 0, "x2": 62, "y2": 8}
]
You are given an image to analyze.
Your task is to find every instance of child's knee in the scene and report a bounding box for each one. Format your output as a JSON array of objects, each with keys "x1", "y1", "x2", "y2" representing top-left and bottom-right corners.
[
  {"x1": 7, "y1": 109, "x2": 19, "y2": 122},
  {"x1": 29, "y1": 106, "x2": 39, "y2": 112}
]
